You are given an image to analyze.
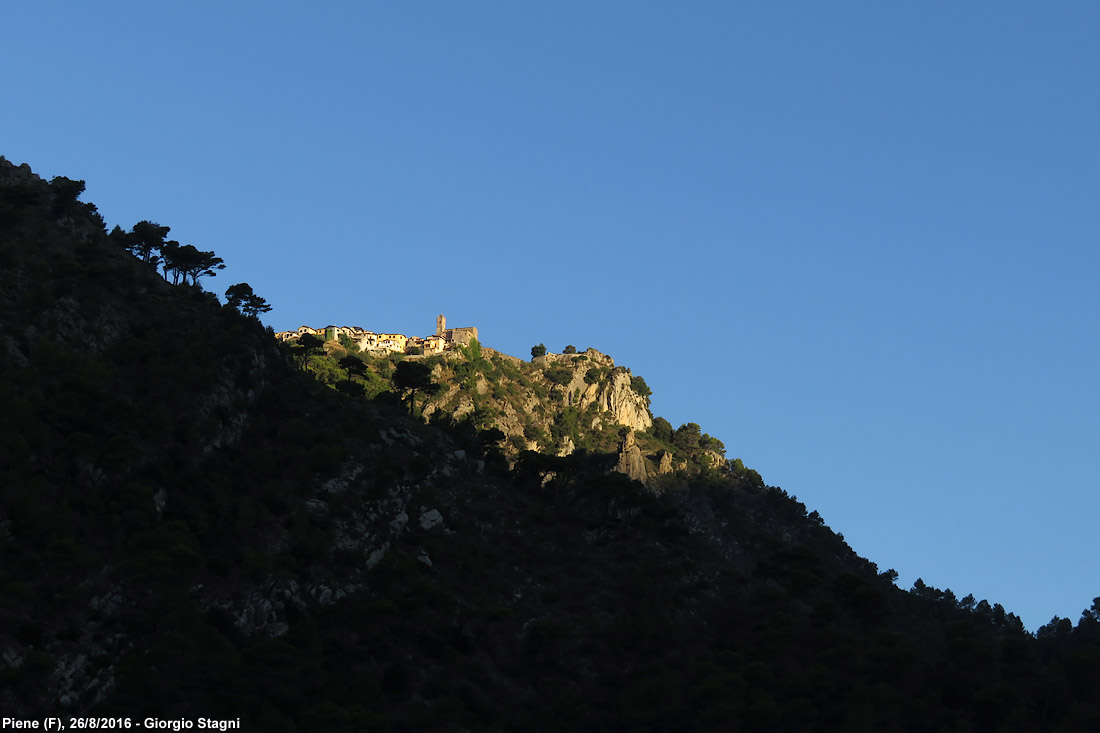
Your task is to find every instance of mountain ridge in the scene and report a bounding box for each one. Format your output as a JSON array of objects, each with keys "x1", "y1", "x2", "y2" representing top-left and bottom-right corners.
[{"x1": 3, "y1": 156, "x2": 1099, "y2": 730}]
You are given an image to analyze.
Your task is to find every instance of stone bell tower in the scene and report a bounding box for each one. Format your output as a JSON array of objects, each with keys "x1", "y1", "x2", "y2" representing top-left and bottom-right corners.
[{"x1": 436, "y1": 314, "x2": 446, "y2": 337}]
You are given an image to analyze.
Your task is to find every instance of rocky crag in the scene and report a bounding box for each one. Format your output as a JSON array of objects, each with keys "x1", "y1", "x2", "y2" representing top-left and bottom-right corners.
[
  {"x1": 298, "y1": 338, "x2": 691, "y2": 487},
  {"x1": 424, "y1": 348, "x2": 650, "y2": 446}
]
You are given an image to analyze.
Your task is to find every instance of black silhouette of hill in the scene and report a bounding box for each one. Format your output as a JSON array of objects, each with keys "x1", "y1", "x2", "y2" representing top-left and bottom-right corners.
[{"x1": 2, "y1": 157, "x2": 1099, "y2": 731}]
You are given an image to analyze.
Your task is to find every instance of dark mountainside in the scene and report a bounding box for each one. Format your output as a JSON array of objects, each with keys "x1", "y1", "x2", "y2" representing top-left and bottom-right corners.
[{"x1": 2, "y1": 157, "x2": 1099, "y2": 731}]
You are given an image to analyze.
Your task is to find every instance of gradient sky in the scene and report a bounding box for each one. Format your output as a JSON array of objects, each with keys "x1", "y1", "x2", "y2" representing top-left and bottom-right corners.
[{"x1": 5, "y1": 1, "x2": 1098, "y2": 630}]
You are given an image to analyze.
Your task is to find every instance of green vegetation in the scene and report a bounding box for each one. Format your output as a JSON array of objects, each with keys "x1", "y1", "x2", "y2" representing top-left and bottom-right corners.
[
  {"x1": 544, "y1": 365, "x2": 573, "y2": 386},
  {"x1": 224, "y1": 282, "x2": 272, "y2": 318},
  {"x1": 629, "y1": 374, "x2": 651, "y2": 398},
  {"x1": 392, "y1": 361, "x2": 441, "y2": 415}
]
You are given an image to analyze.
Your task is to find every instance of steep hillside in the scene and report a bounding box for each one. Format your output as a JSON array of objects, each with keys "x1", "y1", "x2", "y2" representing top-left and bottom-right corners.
[
  {"x1": 3, "y1": 157, "x2": 1100, "y2": 731},
  {"x1": 423, "y1": 348, "x2": 653, "y2": 449},
  {"x1": 293, "y1": 337, "x2": 727, "y2": 486}
]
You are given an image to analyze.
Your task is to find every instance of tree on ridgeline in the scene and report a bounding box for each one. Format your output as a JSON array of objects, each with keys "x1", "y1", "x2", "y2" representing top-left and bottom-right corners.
[
  {"x1": 224, "y1": 283, "x2": 272, "y2": 318},
  {"x1": 107, "y1": 221, "x2": 224, "y2": 287},
  {"x1": 128, "y1": 220, "x2": 170, "y2": 264},
  {"x1": 47, "y1": 176, "x2": 85, "y2": 216},
  {"x1": 649, "y1": 416, "x2": 674, "y2": 444},
  {"x1": 107, "y1": 225, "x2": 133, "y2": 258},
  {"x1": 172, "y1": 244, "x2": 224, "y2": 286},
  {"x1": 160, "y1": 240, "x2": 182, "y2": 283},
  {"x1": 531, "y1": 343, "x2": 547, "y2": 358}
]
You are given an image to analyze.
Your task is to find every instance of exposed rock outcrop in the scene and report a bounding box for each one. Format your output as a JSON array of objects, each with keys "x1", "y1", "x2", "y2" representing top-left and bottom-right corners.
[
  {"x1": 557, "y1": 436, "x2": 576, "y2": 457},
  {"x1": 595, "y1": 368, "x2": 652, "y2": 432},
  {"x1": 611, "y1": 430, "x2": 678, "y2": 491},
  {"x1": 614, "y1": 429, "x2": 648, "y2": 483},
  {"x1": 419, "y1": 508, "x2": 444, "y2": 530},
  {"x1": 424, "y1": 347, "x2": 653, "y2": 455},
  {"x1": 0, "y1": 156, "x2": 42, "y2": 185},
  {"x1": 535, "y1": 349, "x2": 653, "y2": 432}
]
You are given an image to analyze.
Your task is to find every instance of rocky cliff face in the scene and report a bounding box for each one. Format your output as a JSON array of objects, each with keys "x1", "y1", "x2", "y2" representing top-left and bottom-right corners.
[
  {"x1": 0, "y1": 156, "x2": 41, "y2": 185},
  {"x1": 421, "y1": 347, "x2": 654, "y2": 456},
  {"x1": 613, "y1": 428, "x2": 676, "y2": 488},
  {"x1": 538, "y1": 351, "x2": 653, "y2": 433}
]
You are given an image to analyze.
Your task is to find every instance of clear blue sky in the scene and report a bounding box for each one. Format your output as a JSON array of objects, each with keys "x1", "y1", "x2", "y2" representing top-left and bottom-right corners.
[{"x1": 5, "y1": 1, "x2": 1097, "y2": 630}]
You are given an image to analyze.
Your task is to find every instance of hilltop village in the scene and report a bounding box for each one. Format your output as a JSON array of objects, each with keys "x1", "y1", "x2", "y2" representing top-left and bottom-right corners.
[{"x1": 275, "y1": 314, "x2": 478, "y2": 356}]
